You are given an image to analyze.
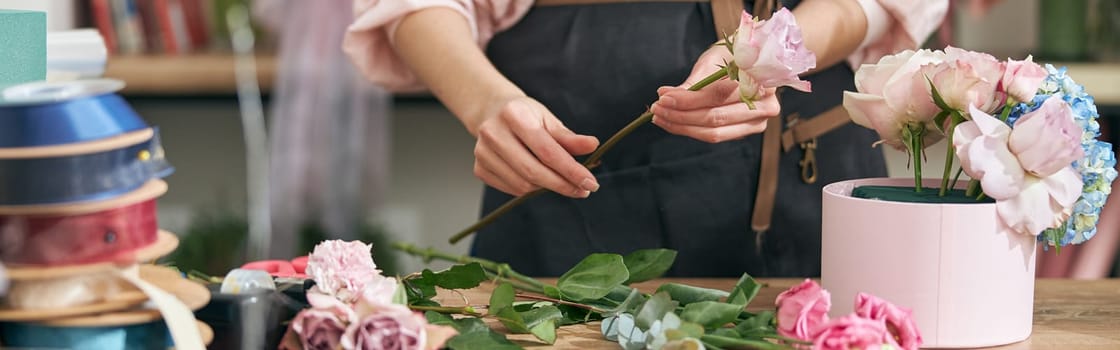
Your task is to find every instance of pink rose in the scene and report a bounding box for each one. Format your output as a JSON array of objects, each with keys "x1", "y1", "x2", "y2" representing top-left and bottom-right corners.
[
  {"x1": 953, "y1": 100, "x2": 1084, "y2": 235},
  {"x1": 342, "y1": 304, "x2": 457, "y2": 350},
  {"x1": 287, "y1": 292, "x2": 357, "y2": 350},
  {"x1": 306, "y1": 240, "x2": 382, "y2": 304},
  {"x1": 1008, "y1": 95, "x2": 1084, "y2": 177},
  {"x1": 921, "y1": 47, "x2": 1006, "y2": 113},
  {"x1": 352, "y1": 276, "x2": 401, "y2": 317},
  {"x1": 812, "y1": 315, "x2": 900, "y2": 350},
  {"x1": 1000, "y1": 55, "x2": 1047, "y2": 103},
  {"x1": 854, "y1": 293, "x2": 922, "y2": 350},
  {"x1": 775, "y1": 279, "x2": 831, "y2": 340},
  {"x1": 843, "y1": 49, "x2": 946, "y2": 150},
  {"x1": 733, "y1": 8, "x2": 816, "y2": 101}
]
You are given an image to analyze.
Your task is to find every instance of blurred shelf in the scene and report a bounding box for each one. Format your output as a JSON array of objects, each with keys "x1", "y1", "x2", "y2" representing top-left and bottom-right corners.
[
  {"x1": 1059, "y1": 63, "x2": 1120, "y2": 106},
  {"x1": 104, "y1": 54, "x2": 276, "y2": 96}
]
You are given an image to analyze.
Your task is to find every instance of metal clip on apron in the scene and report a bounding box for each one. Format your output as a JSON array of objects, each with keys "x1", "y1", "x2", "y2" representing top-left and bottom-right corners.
[{"x1": 532, "y1": 0, "x2": 853, "y2": 236}]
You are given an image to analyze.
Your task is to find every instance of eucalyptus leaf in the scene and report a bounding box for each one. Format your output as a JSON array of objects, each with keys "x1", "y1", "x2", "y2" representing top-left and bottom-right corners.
[
  {"x1": 445, "y1": 329, "x2": 523, "y2": 350},
  {"x1": 622, "y1": 249, "x2": 677, "y2": 284},
  {"x1": 655, "y1": 283, "x2": 729, "y2": 305},
  {"x1": 557, "y1": 253, "x2": 630, "y2": 301},
  {"x1": 636, "y1": 292, "x2": 679, "y2": 329},
  {"x1": 727, "y1": 273, "x2": 761, "y2": 306},
  {"x1": 680, "y1": 301, "x2": 742, "y2": 329}
]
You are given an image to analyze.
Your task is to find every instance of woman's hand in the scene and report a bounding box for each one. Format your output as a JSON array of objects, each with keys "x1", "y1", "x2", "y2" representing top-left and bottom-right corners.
[
  {"x1": 472, "y1": 96, "x2": 601, "y2": 198},
  {"x1": 651, "y1": 46, "x2": 781, "y2": 143}
]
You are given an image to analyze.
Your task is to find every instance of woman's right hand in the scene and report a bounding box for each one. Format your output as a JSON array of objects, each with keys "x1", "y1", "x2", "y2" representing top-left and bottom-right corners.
[{"x1": 471, "y1": 96, "x2": 601, "y2": 198}]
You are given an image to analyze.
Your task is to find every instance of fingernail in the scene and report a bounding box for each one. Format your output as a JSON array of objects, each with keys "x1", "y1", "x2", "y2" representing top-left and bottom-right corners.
[
  {"x1": 580, "y1": 178, "x2": 600, "y2": 192},
  {"x1": 574, "y1": 190, "x2": 591, "y2": 198},
  {"x1": 658, "y1": 95, "x2": 676, "y2": 108}
]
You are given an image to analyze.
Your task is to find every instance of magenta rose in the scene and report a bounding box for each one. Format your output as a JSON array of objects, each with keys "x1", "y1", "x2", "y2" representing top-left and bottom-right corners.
[
  {"x1": 775, "y1": 279, "x2": 832, "y2": 340},
  {"x1": 854, "y1": 293, "x2": 923, "y2": 350},
  {"x1": 812, "y1": 315, "x2": 900, "y2": 350},
  {"x1": 287, "y1": 293, "x2": 357, "y2": 350},
  {"x1": 733, "y1": 8, "x2": 816, "y2": 102}
]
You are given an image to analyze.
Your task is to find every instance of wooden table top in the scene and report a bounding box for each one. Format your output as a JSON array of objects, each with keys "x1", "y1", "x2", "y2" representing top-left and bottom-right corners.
[{"x1": 433, "y1": 278, "x2": 1120, "y2": 350}]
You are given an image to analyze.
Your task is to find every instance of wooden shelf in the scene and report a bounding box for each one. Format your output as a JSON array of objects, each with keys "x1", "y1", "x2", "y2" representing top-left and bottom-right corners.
[
  {"x1": 1056, "y1": 63, "x2": 1120, "y2": 106},
  {"x1": 103, "y1": 54, "x2": 276, "y2": 96}
]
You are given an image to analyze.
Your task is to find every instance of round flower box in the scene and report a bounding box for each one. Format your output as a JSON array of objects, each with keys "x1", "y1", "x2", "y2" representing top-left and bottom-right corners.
[{"x1": 821, "y1": 178, "x2": 1036, "y2": 348}]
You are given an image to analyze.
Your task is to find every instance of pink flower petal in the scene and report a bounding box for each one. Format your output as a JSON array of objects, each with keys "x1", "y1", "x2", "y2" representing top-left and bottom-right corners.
[{"x1": 996, "y1": 178, "x2": 1055, "y2": 235}]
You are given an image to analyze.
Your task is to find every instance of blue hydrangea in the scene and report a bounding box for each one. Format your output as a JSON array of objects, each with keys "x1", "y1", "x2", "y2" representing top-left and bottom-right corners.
[{"x1": 1005, "y1": 65, "x2": 1118, "y2": 247}]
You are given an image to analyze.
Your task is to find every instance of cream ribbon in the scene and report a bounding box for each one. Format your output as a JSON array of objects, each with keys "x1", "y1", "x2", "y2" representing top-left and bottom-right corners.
[{"x1": 115, "y1": 266, "x2": 205, "y2": 350}]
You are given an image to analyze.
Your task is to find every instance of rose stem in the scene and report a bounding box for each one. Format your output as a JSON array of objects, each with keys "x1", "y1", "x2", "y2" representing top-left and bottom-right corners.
[
  {"x1": 409, "y1": 305, "x2": 482, "y2": 317},
  {"x1": 393, "y1": 242, "x2": 547, "y2": 294},
  {"x1": 939, "y1": 112, "x2": 962, "y2": 196},
  {"x1": 514, "y1": 292, "x2": 607, "y2": 313},
  {"x1": 950, "y1": 167, "x2": 964, "y2": 190},
  {"x1": 448, "y1": 68, "x2": 731, "y2": 244}
]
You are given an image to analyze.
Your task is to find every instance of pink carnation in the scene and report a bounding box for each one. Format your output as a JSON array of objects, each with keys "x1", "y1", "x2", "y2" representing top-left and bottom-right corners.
[{"x1": 306, "y1": 240, "x2": 382, "y2": 304}]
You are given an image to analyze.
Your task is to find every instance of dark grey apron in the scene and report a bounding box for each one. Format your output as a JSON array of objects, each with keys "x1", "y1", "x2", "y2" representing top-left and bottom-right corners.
[{"x1": 473, "y1": 0, "x2": 887, "y2": 277}]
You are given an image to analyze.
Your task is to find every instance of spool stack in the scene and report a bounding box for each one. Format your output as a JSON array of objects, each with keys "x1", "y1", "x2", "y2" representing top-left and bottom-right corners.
[{"x1": 0, "y1": 79, "x2": 212, "y2": 349}]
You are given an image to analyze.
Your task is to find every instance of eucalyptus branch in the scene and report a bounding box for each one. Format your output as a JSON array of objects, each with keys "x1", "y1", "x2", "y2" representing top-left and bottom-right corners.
[
  {"x1": 393, "y1": 242, "x2": 547, "y2": 294},
  {"x1": 448, "y1": 68, "x2": 732, "y2": 244}
]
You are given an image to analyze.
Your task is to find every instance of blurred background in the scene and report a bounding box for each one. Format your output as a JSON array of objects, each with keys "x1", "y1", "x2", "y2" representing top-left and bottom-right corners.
[{"x1": 2, "y1": 0, "x2": 1116, "y2": 278}]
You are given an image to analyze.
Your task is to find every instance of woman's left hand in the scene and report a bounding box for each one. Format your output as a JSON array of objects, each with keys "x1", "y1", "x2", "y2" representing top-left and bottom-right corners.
[{"x1": 651, "y1": 46, "x2": 781, "y2": 143}]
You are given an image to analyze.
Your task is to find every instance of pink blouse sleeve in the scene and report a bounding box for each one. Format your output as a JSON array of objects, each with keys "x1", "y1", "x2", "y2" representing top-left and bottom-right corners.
[
  {"x1": 343, "y1": 0, "x2": 532, "y2": 93},
  {"x1": 848, "y1": 0, "x2": 949, "y2": 67}
]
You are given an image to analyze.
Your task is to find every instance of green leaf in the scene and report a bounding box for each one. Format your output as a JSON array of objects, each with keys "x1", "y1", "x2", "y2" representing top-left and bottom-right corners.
[
  {"x1": 709, "y1": 327, "x2": 741, "y2": 338},
  {"x1": 543, "y1": 285, "x2": 561, "y2": 299},
  {"x1": 932, "y1": 110, "x2": 950, "y2": 133},
  {"x1": 636, "y1": 292, "x2": 679, "y2": 329},
  {"x1": 556, "y1": 253, "x2": 630, "y2": 301},
  {"x1": 529, "y1": 319, "x2": 558, "y2": 344},
  {"x1": 622, "y1": 249, "x2": 677, "y2": 284},
  {"x1": 735, "y1": 310, "x2": 776, "y2": 337},
  {"x1": 425, "y1": 313, "x2": 491, "y2": 336},
  {"x1": 425, "y1": 311, "x2": 454, "y2": 325},
  {"x1": 445, "y1": 329, "x2": 524, "y2": 350},
  {"x1": 496, "y1": 307, "x2": 530, "y2": 333},
  {"x1": 522, "y1": 305, "x2": 563, "y2": 330},
  {"x1": 600, "y1": 288, "x2": 647, "y2": 316},
  {"x1": 680, "y1": 301, "x2": 742, "y2": 329},
  {"x1": 434, "y1": 263, "x2": 488, "y2": 289},
  {"x1": 927, "y1": 76, "x2": 952, "y2": 111},
  {"x1": 489, "y1": 283, "x2": 516, "y2": 315},
  {"x1": 556, "y1": 304, "x2": 598, "y2": 326},
  {"x1": 655, "y1": 283, "x2": 729, "y2": 305},
  {"x1": 701, "y1": 334, "x2": 785, "y2": 350},
  {"x1": 726, "y1": 273, "x2": 761, "y2": 306}
]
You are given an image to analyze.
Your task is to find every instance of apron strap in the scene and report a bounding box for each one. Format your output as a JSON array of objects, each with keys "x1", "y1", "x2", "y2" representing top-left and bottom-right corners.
[{"x1": 748, "y1": 0, "x2": 781, "y2": 238}]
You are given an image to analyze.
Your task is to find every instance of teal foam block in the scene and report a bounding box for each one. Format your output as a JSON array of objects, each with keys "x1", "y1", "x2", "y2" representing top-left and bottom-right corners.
[{"x1": 0, "y1": 9, "x2": 46, "y2": 86}]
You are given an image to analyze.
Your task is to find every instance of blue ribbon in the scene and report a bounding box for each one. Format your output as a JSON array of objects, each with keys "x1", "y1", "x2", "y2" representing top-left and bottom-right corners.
[
  {"x1": 0, "y1": 93, "x2": 148, "y2": 148},
  {"x1": 1, "y1": 321, "x2": 174, "y2": 350},
  {"x1": 0, "y1": 129, "x2": 173, "y2": 206}
]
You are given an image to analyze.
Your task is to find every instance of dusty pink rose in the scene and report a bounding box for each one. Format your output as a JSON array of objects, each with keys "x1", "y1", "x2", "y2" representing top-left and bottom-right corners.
[
  {"x1": 775, "y1": 279, "x2": 831, "y2": 340},
  {"x1": 844, "y1": 49, "x2": 946, "y2": 150},
  {"x1": 921, "y1": 47, "x2": 1006, "y2": 113},
  {"x1": 812, "y1": 315, "x2": 900, "y2": 350},
  {"x1": 287, "y1": 292, "x2": 358, "y2": 350},
  {"x1": 854, "y1": 293, "x2": 922, "y2": 350},
  {"x1": 733, "y1": 8, "x2": 816, "y2": 101},
  {"x1": 1007, "y1": 95, "x2": 1084, "y2": 177},
  {"x1": 342, "y1": 304, "x2": 457, "y2": 350},
  {"x1": 306, "y1": 240, "x2": 382, "y2": 304},
  {"x1": 1000, "y1": 55, "x2": 1047, "y2": 103},
  {"x1": 953, "y1": 99, "x2": 1084, "y2": 235}
]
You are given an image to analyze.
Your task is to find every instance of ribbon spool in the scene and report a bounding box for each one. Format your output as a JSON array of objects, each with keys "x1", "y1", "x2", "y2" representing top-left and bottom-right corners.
[
  {"x1": 0, "y1": 79, "x2": 147, "y2": 148},
  {"x1": 0, "y1": 199, "x2": 158, "y2": 266},
  {"x1": 0, "y1": 128, "x2": 172, "y2": 206}
]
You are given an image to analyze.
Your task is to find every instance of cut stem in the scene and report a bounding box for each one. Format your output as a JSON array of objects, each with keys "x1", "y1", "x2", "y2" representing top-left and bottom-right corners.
[
  {"x1": 939, "y1": 114, "x2": 961, "y2": 196},
  {"x1": 409, "y1": 305, "x2": 482, "y2": 317},
  {"x1": 449, "y1": 68, "x2": 731, "y2": 244},
  {"x1": 393, "y1": 242, "x2": 547, "y2": 294},
  {"x1": 515, "y1": 292, "x2": 607, "y2": 313}
]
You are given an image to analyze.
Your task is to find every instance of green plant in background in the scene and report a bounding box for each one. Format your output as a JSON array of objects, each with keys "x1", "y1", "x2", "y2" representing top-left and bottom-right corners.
[{"x1": 163, "y1": 211, "x2": 400, "y2": 277}]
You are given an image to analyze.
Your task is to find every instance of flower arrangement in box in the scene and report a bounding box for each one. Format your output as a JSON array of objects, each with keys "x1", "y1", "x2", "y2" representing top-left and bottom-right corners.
[{"x1": 820, "y1": 44, "x2": 1117, "y2": 347}]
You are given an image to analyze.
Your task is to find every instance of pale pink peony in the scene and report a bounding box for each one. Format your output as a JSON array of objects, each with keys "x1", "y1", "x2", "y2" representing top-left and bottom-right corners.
[
  {"x1": 953, "y1": 97, "x2": 1084, "y2": 235},
  {"x1": 342, "y1": 303, "x2": 457, "y2": 350},
  {"x1": 921, "y1": 47, "x2": 1006, "y2": 113},
  {"x1": 1000, "y1": 55, "x2": 1047, "y2": 103},
  {"x1": 306, "y1": 240, "x2": 382, "y2": 304},
  {"x1": 854, "y1": 293, "x2": 922, "y2": 350},
  {"x1": 775, "y1": 279, "x2": 832, "y2": 340},
  {"x1": 733, "y1": 8, "x2": 816, "y2": 102},
  {"x1": 286, "y1": 292, "x2": 358, "y2": 350},
  {"x1": 844, "y1": 49, "x2": 946, "y2": 150},
  {"x1": 811, "y1": 315, "x2": 900, "y2": 350}
]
